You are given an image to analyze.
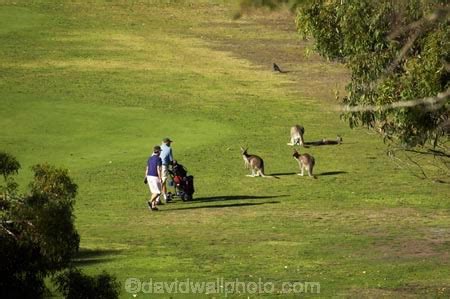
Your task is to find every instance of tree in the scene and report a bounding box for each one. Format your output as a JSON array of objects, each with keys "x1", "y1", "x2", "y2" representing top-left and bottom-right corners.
[
  {"x1": 0, "y1": 151, "x2": 20, "y2": 179},
  {"x1": 0, "y1": 153, "x2": 119, "y2": 298},
  {"x1": 240, "y1": 0, "x2": 449, "y2": 177},
  {"x1": 1, "y1": 160, "x2": 80, "y2": 297},
  {"x1": 0, "y1": 151, "x2": 20, "y2": 205}
]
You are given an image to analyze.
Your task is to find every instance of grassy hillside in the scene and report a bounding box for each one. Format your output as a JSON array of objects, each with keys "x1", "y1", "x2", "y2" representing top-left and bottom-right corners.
[{"x1": 0, "y1": 0, "x2": 449, "y2": 298}]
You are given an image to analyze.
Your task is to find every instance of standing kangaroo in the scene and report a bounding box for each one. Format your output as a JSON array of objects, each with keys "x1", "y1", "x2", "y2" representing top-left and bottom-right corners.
[
  {"x1": 240, "y1": 147, "x2": 268, "y2": 177},
  {"x1": 287, "y1": 125, "x2": 305, "y2": 146},
  {"x1": 293, "y1": 148, "x2": 317, "y2": 179}
]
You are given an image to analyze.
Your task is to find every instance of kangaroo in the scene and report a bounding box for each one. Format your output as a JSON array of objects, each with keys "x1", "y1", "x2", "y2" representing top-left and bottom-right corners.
[
  {"x1": 287, "y1": 125, "x2": 305, "y2": 146},
  {"x1": 240, "y1": 147, "x2": 268, "y2": 177},
  {"x1": 293, "y1": 148, "x2": 317, "y2": 178},
  {"x1": 321, "y1": 135, "x2": 342, "y2": 145}
]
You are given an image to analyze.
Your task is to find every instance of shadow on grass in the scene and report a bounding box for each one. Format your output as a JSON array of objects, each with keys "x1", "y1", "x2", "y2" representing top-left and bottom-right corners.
[
  {"x1": 269, "y1": 172, "x2": 296, "y2": 176},
  {"x1": 73, "y1": 248, "x2": 123, "y2": 266},
  {"x1": 191, "y1": 194, "x2": 288, "y2": 203},
  {"x1": 317, "y1": 171, "x2": 347, "y2": 176},
  {"x1": 303, "y1": 141, "x2": 341, "y2": 147},
  {"x1": 163, "y1": 201, "x2": 280, "y2": 212}
]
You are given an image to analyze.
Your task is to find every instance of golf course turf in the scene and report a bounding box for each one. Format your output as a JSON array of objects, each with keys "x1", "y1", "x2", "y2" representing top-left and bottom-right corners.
[{"x1": 1, "y1": 0, "x2": 449, "y2": 297}]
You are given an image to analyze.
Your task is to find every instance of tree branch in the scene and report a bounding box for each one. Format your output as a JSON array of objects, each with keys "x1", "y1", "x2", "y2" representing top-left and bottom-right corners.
[
  {"x1": 388, "y1": 7, "x2": 450, "y2": 40},
  {"x1": 0, "y1": 223, "x2": 18, "y2": 240},
  {"x1": 340, "y1": 87, "x2": 450, "y2": 112}
]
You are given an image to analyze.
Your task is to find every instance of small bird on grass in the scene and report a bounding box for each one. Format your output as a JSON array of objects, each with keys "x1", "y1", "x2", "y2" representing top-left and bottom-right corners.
[{"x1": 273, "y1": 63, "x2": 285, "y2": 73}]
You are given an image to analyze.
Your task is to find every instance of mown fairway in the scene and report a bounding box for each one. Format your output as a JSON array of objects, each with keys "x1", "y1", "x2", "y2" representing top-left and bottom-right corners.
[{"x1": 1, "y1": 0, "x2": 449, "y2": 298}]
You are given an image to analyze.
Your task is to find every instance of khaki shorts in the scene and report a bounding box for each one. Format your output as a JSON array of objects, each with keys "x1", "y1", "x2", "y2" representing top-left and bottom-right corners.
[
  {"x1": 147, "y1": 176, "x2": 161, "y2": 194},
  {"x1": 161, "y1": 165, "x2": 169, "y2": 183}
]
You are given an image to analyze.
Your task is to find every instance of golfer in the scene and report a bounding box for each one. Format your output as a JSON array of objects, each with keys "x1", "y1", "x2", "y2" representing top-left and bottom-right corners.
[{"x1": 145, "y1": 145, "x2": 162, "y2": 211}]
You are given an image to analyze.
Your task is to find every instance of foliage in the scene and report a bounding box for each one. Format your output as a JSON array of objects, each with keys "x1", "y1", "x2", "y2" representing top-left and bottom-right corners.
[
  {"x1": 29, "y1": 163, "x2": 78, "y2": 201},
  {"x1": 0, "y1": 151, "x2": 21, "y2": 204},
  {"x1": 0, "y1": 232, "x2": 48, "y2": 298},
  {"x1": 55, "y1": 268, "x2": 120, "y2": 299},
  {"x1": 0, "y1": 154, "x2": 117, "y2": 298},
  {"x1": 0, "y1": 151, "x2": 20, "y2": 179},
  {"x1": 0, "y1": 158, "x2": 80, "y2": 297},
  {"x1": 297, "y1": 0, "x2": 449, "y2": 149},
  {"x1": 9, "y1": 163, "x2": 80, "y2": 271}
]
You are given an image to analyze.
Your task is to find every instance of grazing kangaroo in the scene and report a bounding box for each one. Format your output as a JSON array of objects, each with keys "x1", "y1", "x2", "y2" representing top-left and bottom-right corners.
[
  {"x1": 304, "y1": 135, "x2": 343, "y2": 146},
  {"x1": 287, "y1": 125, "x2": 305, "y2": 146},
  {"x1": 293, "y1": 148, "x2": 317, "y2": 179},
  {"x1": 240, "y1": 147, "x2": 269, "y2": 177}
]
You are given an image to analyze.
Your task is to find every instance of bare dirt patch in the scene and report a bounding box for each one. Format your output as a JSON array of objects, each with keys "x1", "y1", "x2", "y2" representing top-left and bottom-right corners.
[{"x1": 193, "y1": 10, "x2": 349, "y2": 101}]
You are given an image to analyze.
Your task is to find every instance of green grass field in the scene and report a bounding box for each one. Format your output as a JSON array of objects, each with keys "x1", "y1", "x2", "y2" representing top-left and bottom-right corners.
[{"x1": 1, "y1": 0, "x2": 449, "y2": 298}]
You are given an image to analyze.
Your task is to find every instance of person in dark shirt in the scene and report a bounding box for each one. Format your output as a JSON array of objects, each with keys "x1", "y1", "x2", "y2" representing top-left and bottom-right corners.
[{"x1": 145, "y1": 146, "x2": 162, "y2": 211}]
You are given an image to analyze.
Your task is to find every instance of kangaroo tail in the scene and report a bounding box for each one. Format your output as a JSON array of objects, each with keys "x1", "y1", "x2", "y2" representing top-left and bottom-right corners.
[{"x1": 259, "y1": 171, "x2": 279, "y2": 179}]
